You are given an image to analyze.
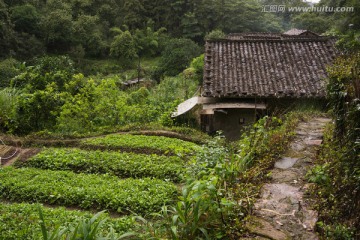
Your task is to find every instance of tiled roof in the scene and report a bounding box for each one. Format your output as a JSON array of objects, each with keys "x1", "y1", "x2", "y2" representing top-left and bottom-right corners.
[
  {"x1": 283, "y1": 28, "x2": 318, "y2": 36},
  {"x1": 227, "y1": 32, "x2": 284, "y2": 40},
  {"x1": 202, "y1": 34, "x2": 338, "y2": 98},
  {"x1": 227, "y1": 30, "x2": 320, "y2": 40}
]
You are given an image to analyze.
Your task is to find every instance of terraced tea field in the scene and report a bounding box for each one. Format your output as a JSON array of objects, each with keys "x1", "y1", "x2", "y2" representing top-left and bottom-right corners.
[
  {"x1": 0, "y1": 133, "x2": 199, "y2": 238},
  {"x1": 81, "y1": 134, "x2": 200, "y2": 155}
]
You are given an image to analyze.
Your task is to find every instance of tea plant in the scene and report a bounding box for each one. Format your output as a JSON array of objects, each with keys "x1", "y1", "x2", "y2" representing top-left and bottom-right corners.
[
  {"x1": 38, "y1": 207, "x2": 136, "y2": 240},
  {"x1": 20, "y1": 148, "x2": 184, "y2": 182},
  {"x1": 82, "y1": 134, "x2": 200, "y2": 155},
  {"x1": 0, "y1": 203, "x2": 134, "y2": 239},
  {"x1": 0, "y1": 167, "x2": 177, "y2": 215}
]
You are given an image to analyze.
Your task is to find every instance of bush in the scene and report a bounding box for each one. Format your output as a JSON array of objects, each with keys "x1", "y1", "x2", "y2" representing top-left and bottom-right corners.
[
  {"x1": 184, "y1": 54, "x2": 204, "y2": 83},
  {"x1": 0, "y1": 58, "x2": 22, "y2": 88},
  {"x1": 0, "y1": 88, "x2": 18, "y2": 131}
]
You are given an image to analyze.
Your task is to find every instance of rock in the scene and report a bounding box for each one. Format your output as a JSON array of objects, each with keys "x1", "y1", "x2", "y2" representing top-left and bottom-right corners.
[
  {"x1": 304, "y1": 139, "x2": 323, "y2": 146},
  {"x1": 275, "y1": 157, "x2": 299, "y2": 169},
  {"x1": 246, "y1": 217, "x2": 289, "y2": 240},
  {"x1": 290, "y1": 141, "x2": 306, "y2": 151},
  {"x1": 270, "y1": 169, "x2": 300, "y2": 183}
]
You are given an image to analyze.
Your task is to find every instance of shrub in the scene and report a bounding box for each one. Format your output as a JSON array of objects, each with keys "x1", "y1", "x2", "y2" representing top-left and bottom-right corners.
[
  {"x1": 0, "y1": 88, "x2": 18, "y2": 131},
  {"x1": 189, "y1": 54, "x2": 204, "y2": 82},
  {"x1": 0, "y1": 58, "x2": 22, "y2": 88}
]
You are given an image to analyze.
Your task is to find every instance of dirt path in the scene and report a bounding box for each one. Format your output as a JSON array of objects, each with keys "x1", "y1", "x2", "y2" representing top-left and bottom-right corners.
[
  {"x1": 245, "y1": 117, "x2": 331, "y2": 240},
  {"x1": 0, "y1": 142, "x2": 40, "y2": 167}
]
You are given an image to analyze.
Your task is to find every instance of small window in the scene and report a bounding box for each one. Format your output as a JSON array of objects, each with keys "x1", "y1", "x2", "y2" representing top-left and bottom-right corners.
[{"x1": 239, "y1": 118, "x2": 245, "y2": 124}]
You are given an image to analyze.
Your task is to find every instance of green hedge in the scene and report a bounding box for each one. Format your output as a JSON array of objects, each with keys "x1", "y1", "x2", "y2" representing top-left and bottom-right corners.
[
  {"x1": 81, "y1": 134, "x2": 200, "y2": 155},
  {"x1": 0, "y1": 167, "x2": 177, "y2": 215},
  {"x1": 0, "y1": 203, "x2": 134, "y2": 240},
  {"x1": 20, "y1": 148, "x2": 184, "y2": 182}
]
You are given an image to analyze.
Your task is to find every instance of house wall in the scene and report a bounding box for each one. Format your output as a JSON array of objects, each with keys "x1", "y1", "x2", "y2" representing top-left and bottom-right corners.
[
  {"x1": 213, "y1": 109, "x2": 258, "y2": 140},
  {"x1": 199, "y1": 98, "x2": 327, "y2": 140},
  {"x1": 266, "y1": 98, "x2": 327, "y2": 112}
]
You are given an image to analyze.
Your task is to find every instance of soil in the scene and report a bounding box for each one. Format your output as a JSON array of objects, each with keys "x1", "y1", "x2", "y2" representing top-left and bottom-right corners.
[
  {"x1": 245, "y1": 117, "x2": 331, "y2": 240},
  {"x1": 0, "y1": 145, "x2": 18, "y2": 166},
  {"x1": 0, "y1": 146, "x2": 40, "y2": 167}
]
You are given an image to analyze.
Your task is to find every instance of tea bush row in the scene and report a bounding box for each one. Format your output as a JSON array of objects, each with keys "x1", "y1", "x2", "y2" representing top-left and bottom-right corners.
[
  {"x1": 82, "y1": 134, "x2": 200, "y2": 155},
  {"x1": 0, "y1": 202, "x2": 134, "y2": 240},
  {"x1": 0, "y1": 167, "x2": 177, "y2": 215},
  {"x1": 20, "y1": 148, "x2": 184, "y2": 182}
]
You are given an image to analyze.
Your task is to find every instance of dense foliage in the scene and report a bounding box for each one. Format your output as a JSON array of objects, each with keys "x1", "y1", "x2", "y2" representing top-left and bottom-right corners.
[
  {"x1": 1, "y1": 0, "x2": 358, "y2": 61},
  {"x1": 20, "y1": 148, "x2": 185, "y2": 182},
  {"x1": 307, "y1": 53, "x2": 360, "y2": 238},
  {"x1": 0, "y1": 203, "x2": 134, "y2": 240},
  {"x1": 0, "y1": 167, "x2": 177, "y2": 215},
  {"x1": 82, "y1": 134, "x2": 200, "y2": 155},
  {"x1": 1, "y1": 0, "x2": 359, "y2": 136},
  {"x1": 0, "y1": 55, "x2": 200, "y2": 134},
  {"x1": 0, "y1": 0, "x2": 285, "y2": 60}
]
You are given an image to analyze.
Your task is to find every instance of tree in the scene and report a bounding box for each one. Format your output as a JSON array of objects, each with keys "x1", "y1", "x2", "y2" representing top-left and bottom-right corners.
[
  {"x1": 205, "y1": 29, "x2": 225, "y2": 40},
  {"x1": 11, "y1": 56, "x2": 75, "y2": 91},
  {"x1": 73, "y1": 14, "x2": 106, "y2": 57},
  {"x1": 219, "y1": 0, "x2": 282, "y2": 33},
  {"x1": 41, "y1": 7, "x2": 73, "y2": 52},
  {"x1": 292, "y1": 13, "x2": 331, "y2": 34},
  {"x1": 10, "y1": 4, "x2": 40, "y2": 35},
  {"x1": 121, "y1": 0, "x2": 146, "y2": 29},
  {"x1": 133, "y1": 24, "x2": 166, "y2": 57},
  {"x1": 0, "y1": 1, "x2": 15, "y2": 57},
  {"x1": 158, "y1": 38, "x2": 202, "y2": 76},
  {"x1": 9, "y1": 56, "x2": 75, "y2": 133},
  {"x1": 110, "y1": 30, "x2": 137, "y2": 64},
  {"x1": 13, "y1": 32, "x2": 45, "y2": 59}
]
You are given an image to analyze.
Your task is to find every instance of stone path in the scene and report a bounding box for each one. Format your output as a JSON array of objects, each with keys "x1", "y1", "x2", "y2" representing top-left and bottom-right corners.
[{"x1": 245, "y1": 118, "x2": 331, "y2": 240}]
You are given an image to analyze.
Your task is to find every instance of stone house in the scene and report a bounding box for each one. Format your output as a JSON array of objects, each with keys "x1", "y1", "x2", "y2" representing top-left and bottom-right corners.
[{"x1": 173, "y1": 29, "x2": 338, "y2": 140}]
